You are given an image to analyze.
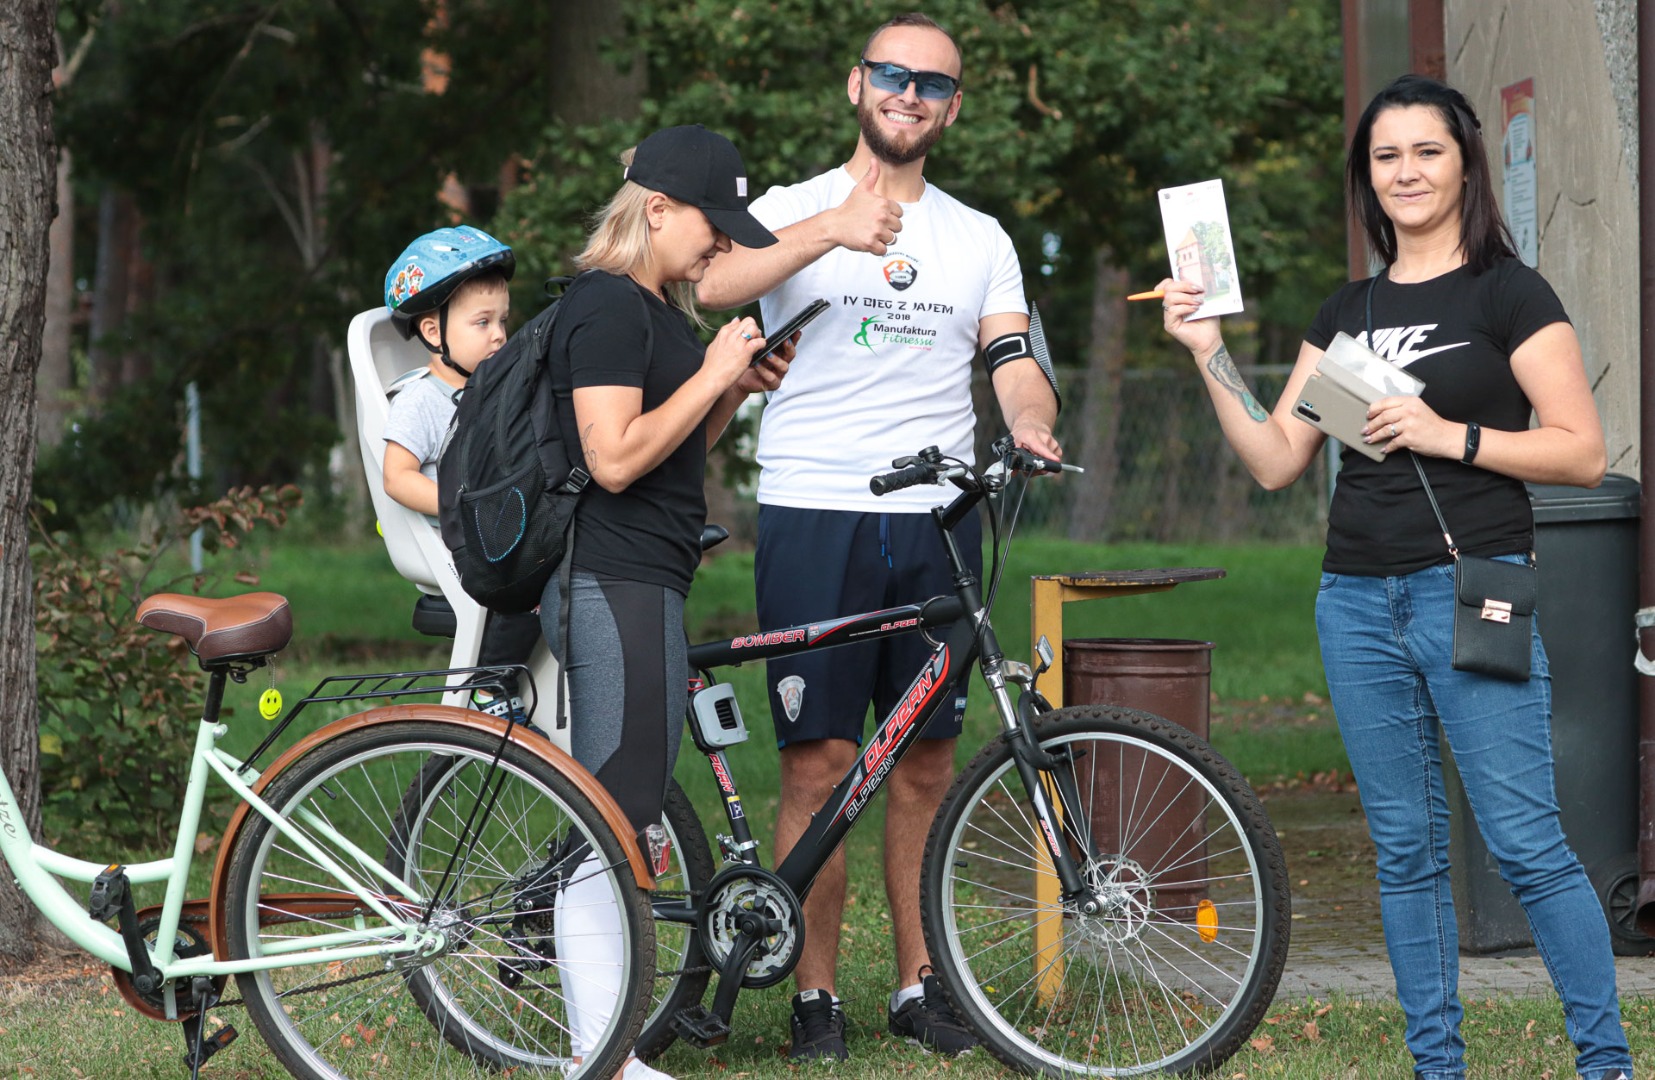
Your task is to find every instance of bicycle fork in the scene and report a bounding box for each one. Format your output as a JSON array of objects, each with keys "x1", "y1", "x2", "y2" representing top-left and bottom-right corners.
[{"x1": 980, "y1": 646, "x2": 1105, "y2": 913}]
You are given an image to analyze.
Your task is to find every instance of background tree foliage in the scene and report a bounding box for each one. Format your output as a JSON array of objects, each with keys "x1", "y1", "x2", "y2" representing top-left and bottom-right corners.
[
  {"x1": 40, "y1": 0, "x2": 1344, "y2": 535},
  {"x1": 502, "y1": 0, "x2": 1344, "y2": 367}
]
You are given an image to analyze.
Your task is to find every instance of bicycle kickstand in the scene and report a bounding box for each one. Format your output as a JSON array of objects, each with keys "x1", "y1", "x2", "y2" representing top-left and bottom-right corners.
[{"x1": 180, "y1": 977, "x2": 237, "y2": 1079}]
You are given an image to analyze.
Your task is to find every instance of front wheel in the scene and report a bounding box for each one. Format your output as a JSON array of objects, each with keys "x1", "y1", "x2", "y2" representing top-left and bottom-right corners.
[
  {"x1": 224, "y1": 719, "x2": 654, "y2": 1080},
  {"x1": 921, "y1": 703, "x2": 1290, "y2": 1077}
]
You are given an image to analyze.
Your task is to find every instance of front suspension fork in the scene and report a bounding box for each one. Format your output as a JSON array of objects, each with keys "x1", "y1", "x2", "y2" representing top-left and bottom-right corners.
[{"x1": 986, "y1": 673, "x2": 1100, "y2": 908}]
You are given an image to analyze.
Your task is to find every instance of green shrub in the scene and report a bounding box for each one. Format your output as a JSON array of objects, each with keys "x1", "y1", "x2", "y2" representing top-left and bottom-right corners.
[{"x1": 31, "y1": 485, "x2": 302, "y2": 849}]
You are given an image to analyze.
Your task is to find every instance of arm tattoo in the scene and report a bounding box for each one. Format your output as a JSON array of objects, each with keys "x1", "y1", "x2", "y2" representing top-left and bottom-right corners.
[
  {"x1": 579, "y1": 423, "x2": 598, "y2": 471},
  {"x1": 1206, "y1": 345, "x2": 1268, "y2": 422}
]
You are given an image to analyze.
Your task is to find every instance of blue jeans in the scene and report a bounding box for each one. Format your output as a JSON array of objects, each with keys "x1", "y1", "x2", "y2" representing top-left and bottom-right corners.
[{"x1": 1316, "y1": 558, "x2": 1630, "y2": 1080}]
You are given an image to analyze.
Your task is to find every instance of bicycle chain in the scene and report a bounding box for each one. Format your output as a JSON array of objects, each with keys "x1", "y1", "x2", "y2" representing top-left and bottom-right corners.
[
  {"x1": 175, "y1": 907, "x2": 403, "y2": 1009},
  {"x1": 651, "y1": 889, "x2": 711, "y2": 978}
]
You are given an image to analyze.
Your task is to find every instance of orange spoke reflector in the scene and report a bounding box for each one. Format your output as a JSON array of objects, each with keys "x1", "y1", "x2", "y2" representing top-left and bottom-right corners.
[{"x1": 1195, "y1": 898, "x2": 1219, "y2": 943}]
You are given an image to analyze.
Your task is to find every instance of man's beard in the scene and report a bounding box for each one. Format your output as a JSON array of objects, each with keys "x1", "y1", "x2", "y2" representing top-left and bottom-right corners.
[{"x1": 857, "y1": 93, "x2": 946, "y2": 166}]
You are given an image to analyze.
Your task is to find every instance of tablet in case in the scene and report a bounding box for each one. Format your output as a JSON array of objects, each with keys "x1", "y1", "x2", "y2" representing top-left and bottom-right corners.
[{"x1": 1292, "y1": 332, "x2": 1425, "y2": 462}]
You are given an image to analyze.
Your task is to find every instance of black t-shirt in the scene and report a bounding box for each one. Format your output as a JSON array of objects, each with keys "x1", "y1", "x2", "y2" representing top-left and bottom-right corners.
[
  {"x1": 1304, "y1": 259, "x2": 1570, "y2": 576},
  {"x1": 550, "y1": 271, "x2": 708, "y2": 595}
]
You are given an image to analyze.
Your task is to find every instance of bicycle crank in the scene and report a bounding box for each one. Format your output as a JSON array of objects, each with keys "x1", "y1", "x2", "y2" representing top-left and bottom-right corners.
[{"x1": 698, "y1": 864, "x2": 803, "y2": 989}]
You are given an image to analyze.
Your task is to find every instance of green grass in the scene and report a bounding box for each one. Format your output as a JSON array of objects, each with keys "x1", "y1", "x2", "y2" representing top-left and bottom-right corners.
[
  {"x1": 5, "y1": 965, "x2": 1652, "y2": 1078},
  {"x1": 11, "y1": 530, "x2": 1363, "y2": 1078},
  {"x1": 6, "y1": 530, "x2": 1642, "y2": 1076}
]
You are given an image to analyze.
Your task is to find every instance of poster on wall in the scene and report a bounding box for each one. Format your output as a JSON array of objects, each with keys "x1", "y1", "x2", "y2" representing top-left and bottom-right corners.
[{"x1": 1501, "y1": 78, "x2": 1538, "y2": 267}]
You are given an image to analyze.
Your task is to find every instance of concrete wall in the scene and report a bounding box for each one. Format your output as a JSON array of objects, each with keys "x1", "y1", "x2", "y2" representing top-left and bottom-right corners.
[{"x1": 1446, "y1": 0, "x2": 1640, "y2": 473}]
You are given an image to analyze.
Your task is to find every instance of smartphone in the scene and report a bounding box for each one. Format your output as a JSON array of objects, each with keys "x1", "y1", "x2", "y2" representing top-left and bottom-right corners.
[{"x1": 751, "y1": 298, "x2": 829, "y2": 364}]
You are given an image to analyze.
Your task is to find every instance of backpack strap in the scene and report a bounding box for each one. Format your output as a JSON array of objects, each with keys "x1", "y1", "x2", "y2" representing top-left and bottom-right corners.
[{"x1": 550, "y1": 277, "x2": 658, "y2": 735}]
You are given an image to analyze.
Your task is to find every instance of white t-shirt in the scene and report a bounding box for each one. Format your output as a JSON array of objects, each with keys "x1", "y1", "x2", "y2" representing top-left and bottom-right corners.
[{"x1": 750, "y1": 168, "x2": 1026, "y2": 512}]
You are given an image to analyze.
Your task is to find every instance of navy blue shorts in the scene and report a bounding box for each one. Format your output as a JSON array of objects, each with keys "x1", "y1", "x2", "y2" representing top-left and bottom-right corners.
[{"x1": 754, "y1": 505, "x2": 982, "y2": 748}]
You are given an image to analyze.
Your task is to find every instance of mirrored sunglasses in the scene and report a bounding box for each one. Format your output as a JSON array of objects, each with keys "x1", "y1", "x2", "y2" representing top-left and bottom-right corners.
[{"x1": 859, "y1": 58, "x2": 959, "y2": 100}]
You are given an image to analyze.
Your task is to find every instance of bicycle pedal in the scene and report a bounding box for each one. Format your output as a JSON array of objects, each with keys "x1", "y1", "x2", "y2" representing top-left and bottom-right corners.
[
  {"x1": 668, "y1": 1004, "x2": 731, "y2": 1048},
  {"x1": 182, "y1": 1023, "x2": 237, "y2": 1069},
  {"x1": 87, "y1": 864, "x2": 128, "y2": 922}
]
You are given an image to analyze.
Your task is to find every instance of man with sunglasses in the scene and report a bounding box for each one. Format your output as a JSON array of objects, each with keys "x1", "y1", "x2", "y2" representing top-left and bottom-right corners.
[{"x1": 698, "y1": 10, "x2": 1061, "y2": 1064}]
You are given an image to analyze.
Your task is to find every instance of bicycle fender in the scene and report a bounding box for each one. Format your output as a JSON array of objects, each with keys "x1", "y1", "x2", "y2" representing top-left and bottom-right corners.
[{"x1": 205, "y1": 703, "x2": 655, "y2": 963}]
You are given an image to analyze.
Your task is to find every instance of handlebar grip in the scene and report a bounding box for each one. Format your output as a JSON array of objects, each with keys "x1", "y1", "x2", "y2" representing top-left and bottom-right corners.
[{"x1": 870, "y1": 463, "x2": 934, "y2": 496}]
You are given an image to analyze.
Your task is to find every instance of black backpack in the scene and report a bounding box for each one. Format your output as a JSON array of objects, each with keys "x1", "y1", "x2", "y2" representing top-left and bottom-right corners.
[{"x1": 436, "y1": 276, "x2": 591, "y2": 615}]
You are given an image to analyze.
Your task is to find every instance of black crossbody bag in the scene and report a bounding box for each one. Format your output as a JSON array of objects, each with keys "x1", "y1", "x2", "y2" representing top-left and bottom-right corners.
[{"x1": 1365, "y1": 276, "x2": 1536, "y2": 682}]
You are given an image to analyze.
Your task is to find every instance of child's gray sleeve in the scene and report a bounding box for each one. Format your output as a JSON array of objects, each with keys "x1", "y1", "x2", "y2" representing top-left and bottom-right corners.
[{"x1": 383, "y1": 380, "x2": 455, "y2": 478}]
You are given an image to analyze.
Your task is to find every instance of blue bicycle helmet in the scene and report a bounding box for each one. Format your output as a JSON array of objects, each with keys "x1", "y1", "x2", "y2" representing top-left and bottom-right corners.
[{"x1": 384, "y1": 225, "x2": 515, "y2": 345}]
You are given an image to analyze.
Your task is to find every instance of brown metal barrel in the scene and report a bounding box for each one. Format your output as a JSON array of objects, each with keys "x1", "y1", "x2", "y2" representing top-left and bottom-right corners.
[{"x1": 1063, "y1": 638, "x2": 1214, "y2": 918}]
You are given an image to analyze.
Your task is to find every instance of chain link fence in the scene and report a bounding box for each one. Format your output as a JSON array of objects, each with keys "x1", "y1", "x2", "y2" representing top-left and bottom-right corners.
[
  {"x1": 979, "y1": 366, "x2": 1330, "y2": 544},
  {"x1": 709, "y1": 366, "x2": 1331, "y2": 547}
]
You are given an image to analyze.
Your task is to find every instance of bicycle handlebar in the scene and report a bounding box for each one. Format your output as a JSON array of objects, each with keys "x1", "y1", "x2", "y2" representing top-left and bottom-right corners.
[
  {"x1": 869, "y1": 463, "x2": 936, "y2": 495},
  {"x1": 869, "y1": 444, "x2": 1083, "y2": 497}
]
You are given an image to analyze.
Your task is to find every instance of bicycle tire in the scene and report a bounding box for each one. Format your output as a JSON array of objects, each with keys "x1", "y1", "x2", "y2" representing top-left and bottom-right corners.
[
  {"x1": 223, "y1": 719, "x2": 653, "y2": 1080},
  {"x1": 921, "y1": 703, "x2": 1290, "y2": 1077},
  {"x1": 397, "y1": 749, "x2": 714, "y2": 1062},
  {"x1": 635, "y1": 777, "x2": 715, "y2": 1060}
]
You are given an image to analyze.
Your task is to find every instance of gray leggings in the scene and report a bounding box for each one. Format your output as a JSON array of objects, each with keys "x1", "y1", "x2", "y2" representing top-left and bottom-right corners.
[{"x1": 540, "y1": 569, "x2": 685, "y2": 836}]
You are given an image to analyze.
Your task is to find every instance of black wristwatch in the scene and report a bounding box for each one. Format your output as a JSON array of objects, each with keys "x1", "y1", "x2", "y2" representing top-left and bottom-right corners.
[{"x1": 1461, "y1": 421, "x2": 1481, "y2": 465}]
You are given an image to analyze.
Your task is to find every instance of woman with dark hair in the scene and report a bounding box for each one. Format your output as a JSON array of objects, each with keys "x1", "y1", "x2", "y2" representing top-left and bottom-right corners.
[{"x1": 1156, "y1": 74, "x2": 1631, "y2": 1080}]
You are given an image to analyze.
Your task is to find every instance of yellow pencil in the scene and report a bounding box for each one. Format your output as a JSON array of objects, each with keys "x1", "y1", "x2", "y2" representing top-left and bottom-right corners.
[{"x1": 1127, "y1": 289, "x2": 1165, "y2": 301}]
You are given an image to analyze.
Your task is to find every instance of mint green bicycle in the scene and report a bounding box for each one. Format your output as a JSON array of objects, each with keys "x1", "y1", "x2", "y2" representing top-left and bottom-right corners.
[{"x1": 1, "y1": 590, "x2": 656, "y2": 1079}]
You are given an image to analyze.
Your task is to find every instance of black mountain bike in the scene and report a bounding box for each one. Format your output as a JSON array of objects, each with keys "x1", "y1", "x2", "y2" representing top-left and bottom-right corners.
[{"x1": 639, "y1": 438, "x2": 1292, "y2": 1077}]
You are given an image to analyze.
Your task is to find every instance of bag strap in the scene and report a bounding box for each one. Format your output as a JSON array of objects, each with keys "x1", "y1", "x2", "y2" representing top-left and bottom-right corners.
[{"x1": 1365, "y1": 274, "x2": 1461, "y2": 561}]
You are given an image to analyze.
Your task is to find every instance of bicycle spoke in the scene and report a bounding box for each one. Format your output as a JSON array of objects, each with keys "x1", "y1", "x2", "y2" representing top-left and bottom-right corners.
[{"x1": 924, "y1": 708, "x2": 1288, "y2": 1076}]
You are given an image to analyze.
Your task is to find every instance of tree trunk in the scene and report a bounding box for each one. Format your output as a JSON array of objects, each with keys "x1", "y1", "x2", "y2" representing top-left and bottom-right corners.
[
  {"x1": 37, "y1": 146, "x2": 72, "y2": 449},
  {"x1": 87, "y1": 185, "x2": 136, "y2": 406},
  {"x1": 547, "y1": 1, "x2": 645, "y2": 127},
  {"x1": 118, "y1": 210, "x2": 154, "y2": 386},
  {"x1": 1065, "y1": 248, "x2": 1128, "y2": 541},
  {"x1": 0, "y1": 0, "x2": 59, "y2": 967}
]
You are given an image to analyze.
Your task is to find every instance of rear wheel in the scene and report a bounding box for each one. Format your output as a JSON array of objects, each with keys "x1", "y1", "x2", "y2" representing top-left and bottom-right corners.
[
  {"x1": 399, "y1": 752, "x2": 715, "y2": 1061},
  {"x1": 921, "y1": 704, "x2": 1290, "y2": 1076},
  {"x1": 636, "y1": 779, "x2": 716, "y2": 1059},
  {"x1": 224, "y1": 720, "x2": 653, "y2": 1080}
]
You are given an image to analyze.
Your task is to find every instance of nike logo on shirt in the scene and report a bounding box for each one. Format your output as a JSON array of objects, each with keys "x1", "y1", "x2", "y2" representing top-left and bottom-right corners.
[{"x1": 1361, "y1": 325, "x2": 1469, "y2": 367}]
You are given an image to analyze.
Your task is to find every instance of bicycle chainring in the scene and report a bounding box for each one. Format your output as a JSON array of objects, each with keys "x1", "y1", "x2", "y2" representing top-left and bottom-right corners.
[
  {"x1": 698, "y1": 865, "x2": 802, "y2": 989},
  {"x1": 110, "y1": 913, "x2": 226, "y2": 1021}
]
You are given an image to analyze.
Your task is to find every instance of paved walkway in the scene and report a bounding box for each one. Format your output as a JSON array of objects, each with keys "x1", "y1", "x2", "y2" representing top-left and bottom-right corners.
[{"x1": 1265, "y1": 787, "x2": 1655, "y2": 1001}]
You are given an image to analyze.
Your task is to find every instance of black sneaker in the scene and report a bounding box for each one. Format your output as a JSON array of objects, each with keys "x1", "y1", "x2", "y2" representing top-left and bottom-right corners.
[
  {"x1": 789, "y1": 988, "x2": 848, "y2": 1061},
  {"x1": 888, "y1": 970, "x2": 976, "y2": 1055}
]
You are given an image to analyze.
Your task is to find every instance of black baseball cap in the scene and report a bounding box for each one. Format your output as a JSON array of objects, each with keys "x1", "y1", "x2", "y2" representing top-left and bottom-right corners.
[{"x1": 625, "y1": 125, "x2": 778, "y2": 249}]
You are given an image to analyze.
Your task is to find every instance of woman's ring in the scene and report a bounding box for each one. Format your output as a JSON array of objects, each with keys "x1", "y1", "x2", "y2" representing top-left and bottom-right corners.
[
  {"x1": 1389, "y1": 424, "x2": 1398, "y2": 437},
  {"x1": 742, "y1": 332, "x2": 753, "y2": 340}
]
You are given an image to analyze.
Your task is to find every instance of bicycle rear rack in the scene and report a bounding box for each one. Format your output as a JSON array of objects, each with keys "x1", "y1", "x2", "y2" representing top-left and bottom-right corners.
[{"x1": 239, "y1": 663, "x2": 534, "y2": 770}]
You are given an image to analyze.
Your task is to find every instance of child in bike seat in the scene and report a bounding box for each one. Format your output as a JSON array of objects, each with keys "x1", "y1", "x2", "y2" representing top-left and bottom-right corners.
[{"x1": 381, "y1": 225, "x2": 540, "y2": 723}]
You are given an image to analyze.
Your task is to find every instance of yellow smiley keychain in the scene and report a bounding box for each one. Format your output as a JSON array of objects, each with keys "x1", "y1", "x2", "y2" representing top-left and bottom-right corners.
[{"x1": 259, "y1": 687, "x2": 283, "y2": 720}]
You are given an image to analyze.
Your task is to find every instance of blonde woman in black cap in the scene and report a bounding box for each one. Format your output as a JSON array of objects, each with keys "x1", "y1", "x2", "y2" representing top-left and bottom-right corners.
[{"x1": 544, "y1": 125, "x2": 790, "y2": 1080}]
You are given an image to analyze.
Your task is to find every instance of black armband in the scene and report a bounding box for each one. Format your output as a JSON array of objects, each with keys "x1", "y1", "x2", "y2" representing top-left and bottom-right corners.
[
  {"x1": 984, "y1": 330, "x2": 1064, "y2": 414},
  {"x1": 984, "y1": 332, "x2": 1035, "y2": 375}
]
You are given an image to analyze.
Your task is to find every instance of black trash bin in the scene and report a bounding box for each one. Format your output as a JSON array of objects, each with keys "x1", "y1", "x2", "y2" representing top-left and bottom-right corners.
[{"x1": 1446, "y1": 474, "x2": 1647, "y2": 954}]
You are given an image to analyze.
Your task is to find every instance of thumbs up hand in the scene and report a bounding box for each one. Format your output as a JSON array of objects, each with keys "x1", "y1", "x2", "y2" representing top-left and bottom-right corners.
[{"x1": 830, "y1": 157, "x2": 903, "y2": 255}]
